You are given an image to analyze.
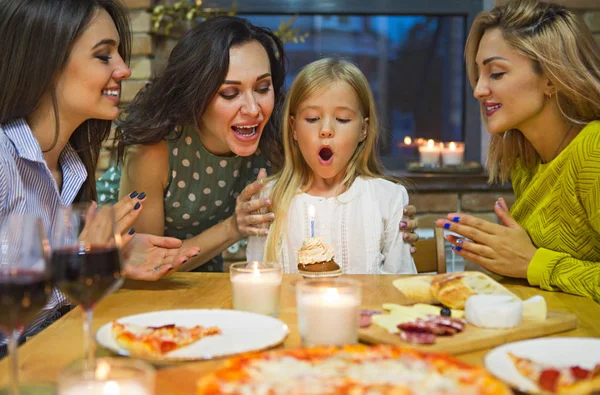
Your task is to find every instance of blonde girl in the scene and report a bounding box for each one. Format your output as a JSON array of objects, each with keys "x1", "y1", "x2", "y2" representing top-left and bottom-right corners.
[{"x1": 252, "y1": 58, "x2": 416, "y2": 274}]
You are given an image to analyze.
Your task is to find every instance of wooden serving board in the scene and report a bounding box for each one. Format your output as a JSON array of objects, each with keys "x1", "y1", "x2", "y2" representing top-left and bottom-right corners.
[{"x1": 359, "y1": 310, "x2": 577, "y2": 355}]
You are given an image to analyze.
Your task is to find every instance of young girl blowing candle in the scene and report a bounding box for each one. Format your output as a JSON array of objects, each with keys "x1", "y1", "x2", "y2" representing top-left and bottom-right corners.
[{"x1": 249, "y1": 58, "x2": 416, "y2": 275}]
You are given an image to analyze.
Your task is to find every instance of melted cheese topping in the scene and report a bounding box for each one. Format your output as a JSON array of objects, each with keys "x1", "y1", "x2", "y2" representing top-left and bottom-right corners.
[{"x1": 217, "y1": 352, "x2": 486, "y2": 394}]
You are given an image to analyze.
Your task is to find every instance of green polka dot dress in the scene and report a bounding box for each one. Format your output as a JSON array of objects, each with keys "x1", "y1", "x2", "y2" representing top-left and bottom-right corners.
[{"x1": 164, "y1": 125, "x2": 267, "y2": 272}]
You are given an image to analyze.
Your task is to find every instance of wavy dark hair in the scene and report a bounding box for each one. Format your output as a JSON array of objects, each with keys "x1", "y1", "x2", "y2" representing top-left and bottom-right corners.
[
  {"x1": 0, "y1": 0, "x2": 131, "y2": 202},
  {"x1": 116, "y1": 16, "x2": 287, "y2": 169}
]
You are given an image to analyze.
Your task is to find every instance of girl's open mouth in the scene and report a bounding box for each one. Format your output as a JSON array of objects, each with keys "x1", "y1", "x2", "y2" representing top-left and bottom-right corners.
[{"x1": 318, "y1": 147, "x2": 334, "y2": 165}]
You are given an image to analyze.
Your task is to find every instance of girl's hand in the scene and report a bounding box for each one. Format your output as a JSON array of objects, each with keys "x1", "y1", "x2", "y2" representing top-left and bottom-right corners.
[
  {"x1": 401, "y1": 205, "x2": 419, "y2": 254},
  {"x1": 435, "y1": 198, "x2": 537, "y2": 278},
  {"x1": 121, "y1": 233, "x2": 200, "y2": 281},
  {"x1": 233, "y1": 168, "x2": 274, "y2": 237},
  {"x1": 113, "y1": 191, "x2": 146, "y2": 247}
]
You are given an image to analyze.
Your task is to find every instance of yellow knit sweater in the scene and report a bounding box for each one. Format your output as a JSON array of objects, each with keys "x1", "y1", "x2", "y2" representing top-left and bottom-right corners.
[{"x1": 511, "y1": 121, "x2": 600, "y2": 303}]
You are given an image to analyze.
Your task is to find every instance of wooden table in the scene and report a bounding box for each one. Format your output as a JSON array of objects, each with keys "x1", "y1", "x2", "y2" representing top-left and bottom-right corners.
[{"x1": 1, "y1": 273, "x2": 599, "y2": 394}]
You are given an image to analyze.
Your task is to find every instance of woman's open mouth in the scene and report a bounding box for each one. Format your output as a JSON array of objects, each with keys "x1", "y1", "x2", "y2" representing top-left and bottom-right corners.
[
  {"x1": 232, "y1": 124, "x2": 259, "y2": 142},
  {"x1": 318, "y1": 147, "x2": 334, "y2": 165}
]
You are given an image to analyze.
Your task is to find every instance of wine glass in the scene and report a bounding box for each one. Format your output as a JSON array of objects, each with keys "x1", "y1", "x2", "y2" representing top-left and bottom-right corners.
[
  {"x1": 0, "y1": 214, "x2": 52, "y2": 395},
  {"x1": 52, "y1": 203, "x2": 123, "y2": 368}
]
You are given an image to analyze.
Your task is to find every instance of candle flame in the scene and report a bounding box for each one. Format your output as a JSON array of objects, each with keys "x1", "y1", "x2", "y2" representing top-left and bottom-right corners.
[
  {"x1": 103, "y1": 381, "x2": 120, "y2": 395},
  {"x1": 252, "y1": 266, "x2": 261, "y2": 278},
  {"x1": 449, "y1": 142, "x2": 456, "y2": 151},
  {"x1": 427, "y1": 139, "x2": 435, "y2": 149},
  {"x1": 323, "y1": 288, "x2": 340, "y2": 302},
  {"x1": 403, "y1": 136, "x2": 412, "y2": 145},
  {"x1": 95, "y1": 360, "x2": 111, "y2": 380}
]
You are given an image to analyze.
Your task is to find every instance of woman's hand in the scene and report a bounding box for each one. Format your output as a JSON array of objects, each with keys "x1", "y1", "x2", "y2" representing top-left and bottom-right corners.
[
  {"x1": 233, "y1": 168, "x2": 274, "y2": 237},
  {"x1": 114, "y1": 191, "x2": 146, "y2": 247},
  {"x1": 121, "y1": 233, "x2": 200, "y2": 281},
  {"x1": 435, "y1": 198, "x2": 537, "y2": 278},
  {"x1": 401, "y1": 205, "x2": 419, "y2": 254}
]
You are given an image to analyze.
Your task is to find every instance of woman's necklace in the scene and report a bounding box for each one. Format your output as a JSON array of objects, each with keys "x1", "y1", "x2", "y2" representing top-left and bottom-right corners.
[{"x1": 546, "y1": 124, "x2": 574, "y2": 163}]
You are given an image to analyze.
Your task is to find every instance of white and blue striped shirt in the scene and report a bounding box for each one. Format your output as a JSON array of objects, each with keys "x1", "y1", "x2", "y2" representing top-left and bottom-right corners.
[{"x1": 0, "y1": 118, "x2": 87, "y2": 352}]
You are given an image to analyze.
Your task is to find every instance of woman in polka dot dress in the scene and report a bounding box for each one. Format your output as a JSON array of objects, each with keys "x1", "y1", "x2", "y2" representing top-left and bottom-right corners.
[{"x1": 112, "y1": 17, "x2": 420, "y2": 272}]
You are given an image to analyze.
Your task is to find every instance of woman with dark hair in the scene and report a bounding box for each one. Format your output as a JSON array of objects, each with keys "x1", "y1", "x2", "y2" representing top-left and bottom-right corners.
[
  {"x1": 112, "y1": 16, "x2": 420, "y2": 272},
  {"x1": 0, "y1": 0, "x2": 199, "y2": 355}
]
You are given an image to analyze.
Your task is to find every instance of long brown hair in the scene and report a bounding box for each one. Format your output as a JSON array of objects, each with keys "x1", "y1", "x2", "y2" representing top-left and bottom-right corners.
[
  {"x1": 465, "y1": 0, "x2": 600, "y2": 183},
  {"x1": 0, "y1": 0, "x2": 131, "y2": 201},
  {"x1": 116, "y1": 16, "x2": 287, "y2": 169}
]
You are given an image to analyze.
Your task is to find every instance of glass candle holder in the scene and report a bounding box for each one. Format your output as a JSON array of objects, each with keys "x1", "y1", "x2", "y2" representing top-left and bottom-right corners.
[
  {"x1": 296, "y1": 279, "x2": 361, "y2": 346},
  {"x1": 441, "y1": 141, "x2": 465, "y2": 166},
  {"x1": 230, "y1": 261, "x2": 283, "y2": 317},
  {"x1": 418, "y1": 139, "x2": 442, "y2": 166},
  {"x1": 58, "y1": 357, "x2": 155, "y2": 395}
]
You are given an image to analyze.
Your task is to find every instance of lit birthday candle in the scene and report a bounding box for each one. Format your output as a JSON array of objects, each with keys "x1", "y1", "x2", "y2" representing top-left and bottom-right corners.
[{"x1": 308, "y1": 205, "x2": 315, "y2": 237}]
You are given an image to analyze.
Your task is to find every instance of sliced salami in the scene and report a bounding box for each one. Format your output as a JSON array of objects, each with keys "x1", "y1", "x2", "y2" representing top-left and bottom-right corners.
[{"x1": 359, "y1": 314, "x2": 373, "y2": 328}]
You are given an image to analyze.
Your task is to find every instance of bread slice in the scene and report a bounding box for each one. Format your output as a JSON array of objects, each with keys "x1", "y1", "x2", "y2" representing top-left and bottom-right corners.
[
  {"x1": 431, "y1": 272, "x2": 520, "y2": 309},
  {"x1": 392, "y1": 275, "x2": 438, "y2": 304}
]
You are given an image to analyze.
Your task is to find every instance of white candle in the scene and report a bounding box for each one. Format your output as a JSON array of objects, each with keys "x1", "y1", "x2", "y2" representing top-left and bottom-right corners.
[
  {"x1": 297, "y1": 288, "x2": 360, "y2": 346},
  {"x1": 60, "y1": 380, "x2": 151, "y2": 395},
  {"x1": 441, "y1": 141, "x2": 465, "y2": 166},
  {"x1": 231, "y1": 270, "x2": 282, "y2": 316},
  {"x1": 418, "y1": 139, "x2": 441, "y2": 165}
]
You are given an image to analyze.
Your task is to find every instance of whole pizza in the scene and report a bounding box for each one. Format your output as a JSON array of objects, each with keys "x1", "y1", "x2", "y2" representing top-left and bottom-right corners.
[{"x1": 196, "y1": 344, "x2": 511, "y2": 394}]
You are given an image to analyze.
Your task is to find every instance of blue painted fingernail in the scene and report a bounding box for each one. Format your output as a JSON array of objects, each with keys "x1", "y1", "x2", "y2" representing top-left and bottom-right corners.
[
  {"x1": 453, "y1": 246, "x2": 462, "y2": 252},
  {"x1": 400, "y1": 221, "x2": 407, "y2": 229},
  {"x1": 134, "y1": 202, "x2": 141, "y2": 210},
  {"x1": 443, "y1": 223, "x2": 451, "y2": 229},
  {"x1": 452, "y1": 216, "x2": 460, "y2": 223},
  {"x1": 496, "y1": 201, "x2": 502, "y2": 208},
  {"x1": 137, "y1": 192, "x2": 146, "y2": 200},
  {"x1": 129, "y1": 191, "x2": 138, "y2": 198},
  {"x1": 457, "y1": 238, "x2": 464, "y2": 245},
  {"x1": 128, "y1": 228, "x2": 135, "y2": 235}
]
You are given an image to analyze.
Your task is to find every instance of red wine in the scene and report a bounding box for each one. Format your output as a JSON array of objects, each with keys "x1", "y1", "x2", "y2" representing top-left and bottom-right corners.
[
  {"x1": 0, "y1": 270, "x2": 51, "y2": 332},
  {"x1": 52, "y1": 246, "x2": 122, "y2": 310}
]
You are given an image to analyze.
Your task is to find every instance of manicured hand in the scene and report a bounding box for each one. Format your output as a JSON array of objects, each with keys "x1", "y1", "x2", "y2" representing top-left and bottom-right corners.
[
  {"x1": 233, "y1": 168, "x2": 274, "y2": 237},
  {"x1": 121, "y1": 233, "x2": 200, "y2": 281},
  {"x1": 435, "y1": 198, "x2": 536, "y2": 278},
  {"x1": 114, "y1": 190, "x2": 146, "y2": 247},
  {"x1": 401, "y1": 205, "x2": 419, "y2": 254}
]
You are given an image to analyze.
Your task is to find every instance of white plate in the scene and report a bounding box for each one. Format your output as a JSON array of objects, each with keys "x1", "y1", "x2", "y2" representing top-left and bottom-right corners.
[
  {"x1": 485, "y1": 337, "x2": 600, "y2": 393},
  {"x1": 96, "y1": 309, "x2": 289, "y2": 362}
]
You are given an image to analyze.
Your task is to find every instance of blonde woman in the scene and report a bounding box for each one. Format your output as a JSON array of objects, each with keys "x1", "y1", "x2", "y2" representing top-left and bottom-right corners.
[
  {"x1": 248, "y1": 58, "x2": 416, "y2": 274},
  {"x1": 437, "y1": 0, "x2": 600, "y2": 302}
]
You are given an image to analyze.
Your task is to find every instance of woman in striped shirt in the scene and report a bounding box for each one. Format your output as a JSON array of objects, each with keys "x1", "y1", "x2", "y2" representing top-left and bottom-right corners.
[{"x1": 0, "y1": 0, "x2": 201, "y2": 355}]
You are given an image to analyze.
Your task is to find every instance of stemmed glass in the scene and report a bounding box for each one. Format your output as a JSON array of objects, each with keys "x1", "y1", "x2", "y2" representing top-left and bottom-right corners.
[
  {"x1": 0, "y1": 214, "x2": 52, "y2": 395},
  {"x1": 52, "y1": 203, "x2": 123, "y2": 368}
]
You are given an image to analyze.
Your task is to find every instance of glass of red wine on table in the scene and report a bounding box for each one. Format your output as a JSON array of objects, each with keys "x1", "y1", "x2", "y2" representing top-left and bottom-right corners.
[
  {"x1": 0, "y1": 214, "x2": 53, "y2": 395},
  {"x1": 52, "y1": 203, "x2": 123, "y2": 369}
]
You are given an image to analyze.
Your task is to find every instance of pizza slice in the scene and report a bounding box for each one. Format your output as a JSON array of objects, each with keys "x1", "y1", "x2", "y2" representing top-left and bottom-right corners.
[
  {"x1": 111, "y1": 321, "x2": 221, "y2": 356},
  {"x1": 508, "y1": 352, "x2": 600, "y2": 394}
]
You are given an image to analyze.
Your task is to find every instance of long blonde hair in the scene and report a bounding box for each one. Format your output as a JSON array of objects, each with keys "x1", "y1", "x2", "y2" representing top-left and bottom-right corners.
[
  {"x1": 264, "y1": 58, "x2": 384, "y2": 263},
  {"x1": 465, "y1": 0, "x2": 600, "y2": 183}
]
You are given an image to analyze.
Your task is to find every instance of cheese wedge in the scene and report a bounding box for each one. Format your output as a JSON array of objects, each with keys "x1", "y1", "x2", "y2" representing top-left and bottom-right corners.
[
  {"x1": 522, "y1": 295, "x2": 547, "y2": 320},
  {"x1": 382, "y1": 304, "x2": 428, "y2": 319},
  {"x1": 411, "y1": 303, "x2": 465, "y2": 319},
  {"x1": 465, "y1": 295, "x2": 522, "y2": 329},
  {"x1": 371, "y1": 313, "x2": 416, "y2": 333}
]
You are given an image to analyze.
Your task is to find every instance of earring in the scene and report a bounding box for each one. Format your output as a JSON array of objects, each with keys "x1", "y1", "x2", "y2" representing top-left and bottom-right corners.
[{"x1": 547, "y1": 92, "x2": 554, "y2": 99}]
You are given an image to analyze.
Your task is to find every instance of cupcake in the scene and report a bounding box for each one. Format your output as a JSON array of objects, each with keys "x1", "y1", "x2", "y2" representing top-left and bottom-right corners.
[{"x1": 297, "y1": 237, "x2": 342, "y2": 278}]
